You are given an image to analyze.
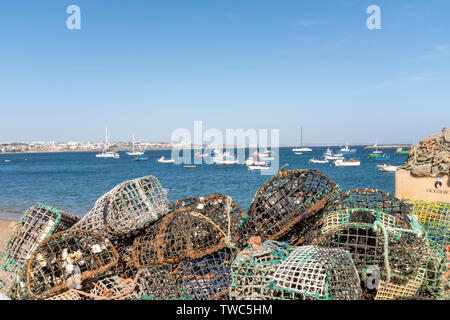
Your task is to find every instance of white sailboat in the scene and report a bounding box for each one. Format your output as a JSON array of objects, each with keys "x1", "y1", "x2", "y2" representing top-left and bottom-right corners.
[
  {"x1": 96, "y1": 128, "x2": 120, "y2": 159},
  {"x1": 126, "y1": 134, "x2": 144, "y2": 156},
  {"x1": 292, "y1": 126, "x2": 312, "y2": 152}
]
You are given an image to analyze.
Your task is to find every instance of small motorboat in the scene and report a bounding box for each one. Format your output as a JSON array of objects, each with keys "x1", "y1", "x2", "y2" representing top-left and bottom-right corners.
[
  {"x1": 133, "y1": 155, "x2": 149, "y2": 161},
  {"x1": 378, "y1": 164, "x2": 398, "y2": 172},
  {"x1": 157, "y1": 156, "x2": 175, "y2": 163},
  {"x1": 396, "y1": 148, "x2": 410, "y2": 155},
  {"x1": 334, "y1": 158, "x2": 360, "y2": 167},
  {"x1": 184, "y1": 165, "x2": 197, "y2": 168},
  {"x1": 214, "y1": 159, "x2": 238, "y2": 165},
  {"x1": 4, "y1": 160, "x2": 11, "y2": 163},
  {"x1": 245, "y1": 158, "x2": 266, "y2": 166},
  {"x1": 247, "y1": 164, "x2": 270, "y2": 171},
  {"x1": 309, "y1": 158, "x2": 329, "y2": 164},
  {"x1": 294, "y1": 152, "x2": 303, "y2": 155}
]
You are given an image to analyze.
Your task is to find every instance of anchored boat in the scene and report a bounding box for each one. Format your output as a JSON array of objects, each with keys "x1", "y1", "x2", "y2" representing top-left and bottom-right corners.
[
  {"x1": 292, "y1": 126, "x2": 312, "y2": 152},
  {"x1": 334, "y1": 158, "x2": 360, "y2": 166},
  {"x1": 127, "y1": 134, "x2": 144, "y2": 156},
  {"x1": 96, "y1": 128, "x2": 120, "y2": 159},
  {"x1": 157, "y1": 156, "x2": 175, "y2": 163},
  {"x1": 309, "y1": 158, "x2": 329, "y2": 164}
]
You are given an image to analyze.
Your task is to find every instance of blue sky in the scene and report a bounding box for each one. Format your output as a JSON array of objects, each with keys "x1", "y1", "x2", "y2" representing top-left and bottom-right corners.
[{"x1": 0, "y1": 0, "x2": 449, "y2": 145}]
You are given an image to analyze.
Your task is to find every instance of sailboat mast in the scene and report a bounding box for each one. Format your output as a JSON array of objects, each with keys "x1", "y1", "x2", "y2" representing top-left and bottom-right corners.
[{"x1": 301, "y1": 126, "x2": 303, "y2": 147}]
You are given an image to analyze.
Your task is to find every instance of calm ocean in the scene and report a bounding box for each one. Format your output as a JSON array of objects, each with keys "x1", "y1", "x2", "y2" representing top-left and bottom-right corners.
[{"x1": 0, "y1": 147, "x2": 408, "y2": 220}]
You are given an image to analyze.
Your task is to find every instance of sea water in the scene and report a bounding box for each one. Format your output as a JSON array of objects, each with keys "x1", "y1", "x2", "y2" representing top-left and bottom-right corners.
[{"x1": 0, "y1": 147, "x2": 408, "y2": 219}]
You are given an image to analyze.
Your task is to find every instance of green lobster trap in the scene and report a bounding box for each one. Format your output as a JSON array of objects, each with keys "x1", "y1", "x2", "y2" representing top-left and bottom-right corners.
[{"x1": 230, "y1": 240, "x2": 362, "y2": 300}]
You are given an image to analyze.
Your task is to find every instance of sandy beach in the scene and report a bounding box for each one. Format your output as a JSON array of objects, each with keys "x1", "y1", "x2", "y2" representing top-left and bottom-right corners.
[{"x1": 0, "y1": 219, "x2": 13, "y2": 250}]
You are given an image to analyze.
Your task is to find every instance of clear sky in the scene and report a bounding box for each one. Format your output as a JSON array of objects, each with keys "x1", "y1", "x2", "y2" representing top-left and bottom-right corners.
[{"x1": 0, "y1": 0, "x2": 449, "y2": 145}]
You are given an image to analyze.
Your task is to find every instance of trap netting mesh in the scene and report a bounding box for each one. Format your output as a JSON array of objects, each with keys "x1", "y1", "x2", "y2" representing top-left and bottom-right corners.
[
  {"x1": 0, "y1": 252, "x2": 23, "y2": 297},
  {"x1": 74, "y1": 175, "x2": 171, "y2": 239},
  {"x1": 134, "y1": 264, "x2": 184, "y2": 300},
  {"x1": 270, "y1": 246, "x2": 363, "y2": 300},
  {"x1": 174, "y1": 248, "x2": 235, "y2": 300},
  {"x1": 230, "y1": 240, "x2": 362, "y2": 300},
  {"x1": 241, "y1": 168, "x2": 340, "y2": 245},
  {"x1": 5, "y1": 203, "x2": 80, "y2": 265},
  {"x1": 132, "y1": 194, "x2": 243, "y2": 266},
  {"x1": 46, "y1": 274, "x2": 138, "y2": 300},
  {"x1": 25, "y1": 229, "x2": 119, "y2": 299},
  {"x1": 112, "y1": 237, "x2": 139, "y2": 279},
  {"x1": 405, "y1": 200, "x2": 449, "y2": 249}
]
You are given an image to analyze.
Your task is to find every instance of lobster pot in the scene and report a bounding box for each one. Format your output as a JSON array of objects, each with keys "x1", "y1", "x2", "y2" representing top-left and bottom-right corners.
[
  {"x1": 241, "y1": 169, "x2": 340, "y2": 245},
  {"x1": 134, "y1": 264, "x2": 183, "y2": 300},
  {"x1": 26, "y1": 229, "x2": 119, "y2": 299},
  {"x1": 175, "y1": 249, "x2": 234, "y2": 300},
  {"x1": 74, "y1": 176, "x2": 171, "y2": 239},
  {"x1": 5, "y1": 203, "x2": 79, "y2": 265},
  {"x1": 132, "y1": 194, "x2": 243, "y2": 267},
  {"x1": 315, "y1": 206, "x2": 428, "y2": 298},
  {"x1": 230, "y1": 241, "x2": 296, "y2": 300},
  {"x1": 270, "y1": 246, "x2": 363, "y2": 300},
  {"x1": 406, "y1": 200, "x2": 449, "y2": 249}
]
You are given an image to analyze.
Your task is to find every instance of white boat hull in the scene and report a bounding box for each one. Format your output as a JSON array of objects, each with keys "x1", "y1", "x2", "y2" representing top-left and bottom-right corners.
[
  {"x1": 247, "y1": 165, "x2": 270, "y2": 170},
  {"x1": 334, "y1": 159, "x2": 360, "y2": 166}
]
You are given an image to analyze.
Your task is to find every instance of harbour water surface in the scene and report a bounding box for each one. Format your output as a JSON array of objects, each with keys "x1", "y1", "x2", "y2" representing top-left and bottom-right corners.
[{"x1": 0, "y1": 147, "x2": 408, "y2": 219}]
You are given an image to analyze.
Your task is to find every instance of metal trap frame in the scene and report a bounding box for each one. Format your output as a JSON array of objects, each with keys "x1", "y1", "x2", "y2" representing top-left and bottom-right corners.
[
  {"x1": 25, "y1": 229, "x2": 119, "y2": 299},
  {"x1": 74, "y1": 175, "x2": 171, "y2": 239},
  {"x1": 132, "y1": 194, "x2": 243, "y2": 266}
]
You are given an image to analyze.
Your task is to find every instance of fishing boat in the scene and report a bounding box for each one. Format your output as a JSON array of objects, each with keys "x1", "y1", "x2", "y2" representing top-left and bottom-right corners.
[
  {"x1": 324, "y1": 153, "x2": 344, "y2": 160},
  {"x1": 157, "y1": 156, "x2": 175, "y2": 163},
  {"x1": 334, "y1": 158, "x2": 360, "y2": 166},
  {"x1": 377, "y1": 164, "x2": 398, "y2": 172},
  {"x1": 309, "y1": 158, "x2": 329, "y2": 164},
  {"x1": 340, "y1": 144, "x2": 356, "y2": 154},
  {"x1": 126, "y1": 134, "x2": 144, "y2": 156},
  {"x1": 323, "y1": 147, "x2": 333, "y2": 157},
  {"x1": 292, "y1": 126, "x2": 312, "y2": 152},
  {"x1": 396, "y1": 148, "x2": 410, "y2": 155},
  {"x1": 96, "y1": 128, "x2": 120, "y2": 159},
  {"x1": 133, "y1": 155, "x2": 149, "y2": 161}
]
